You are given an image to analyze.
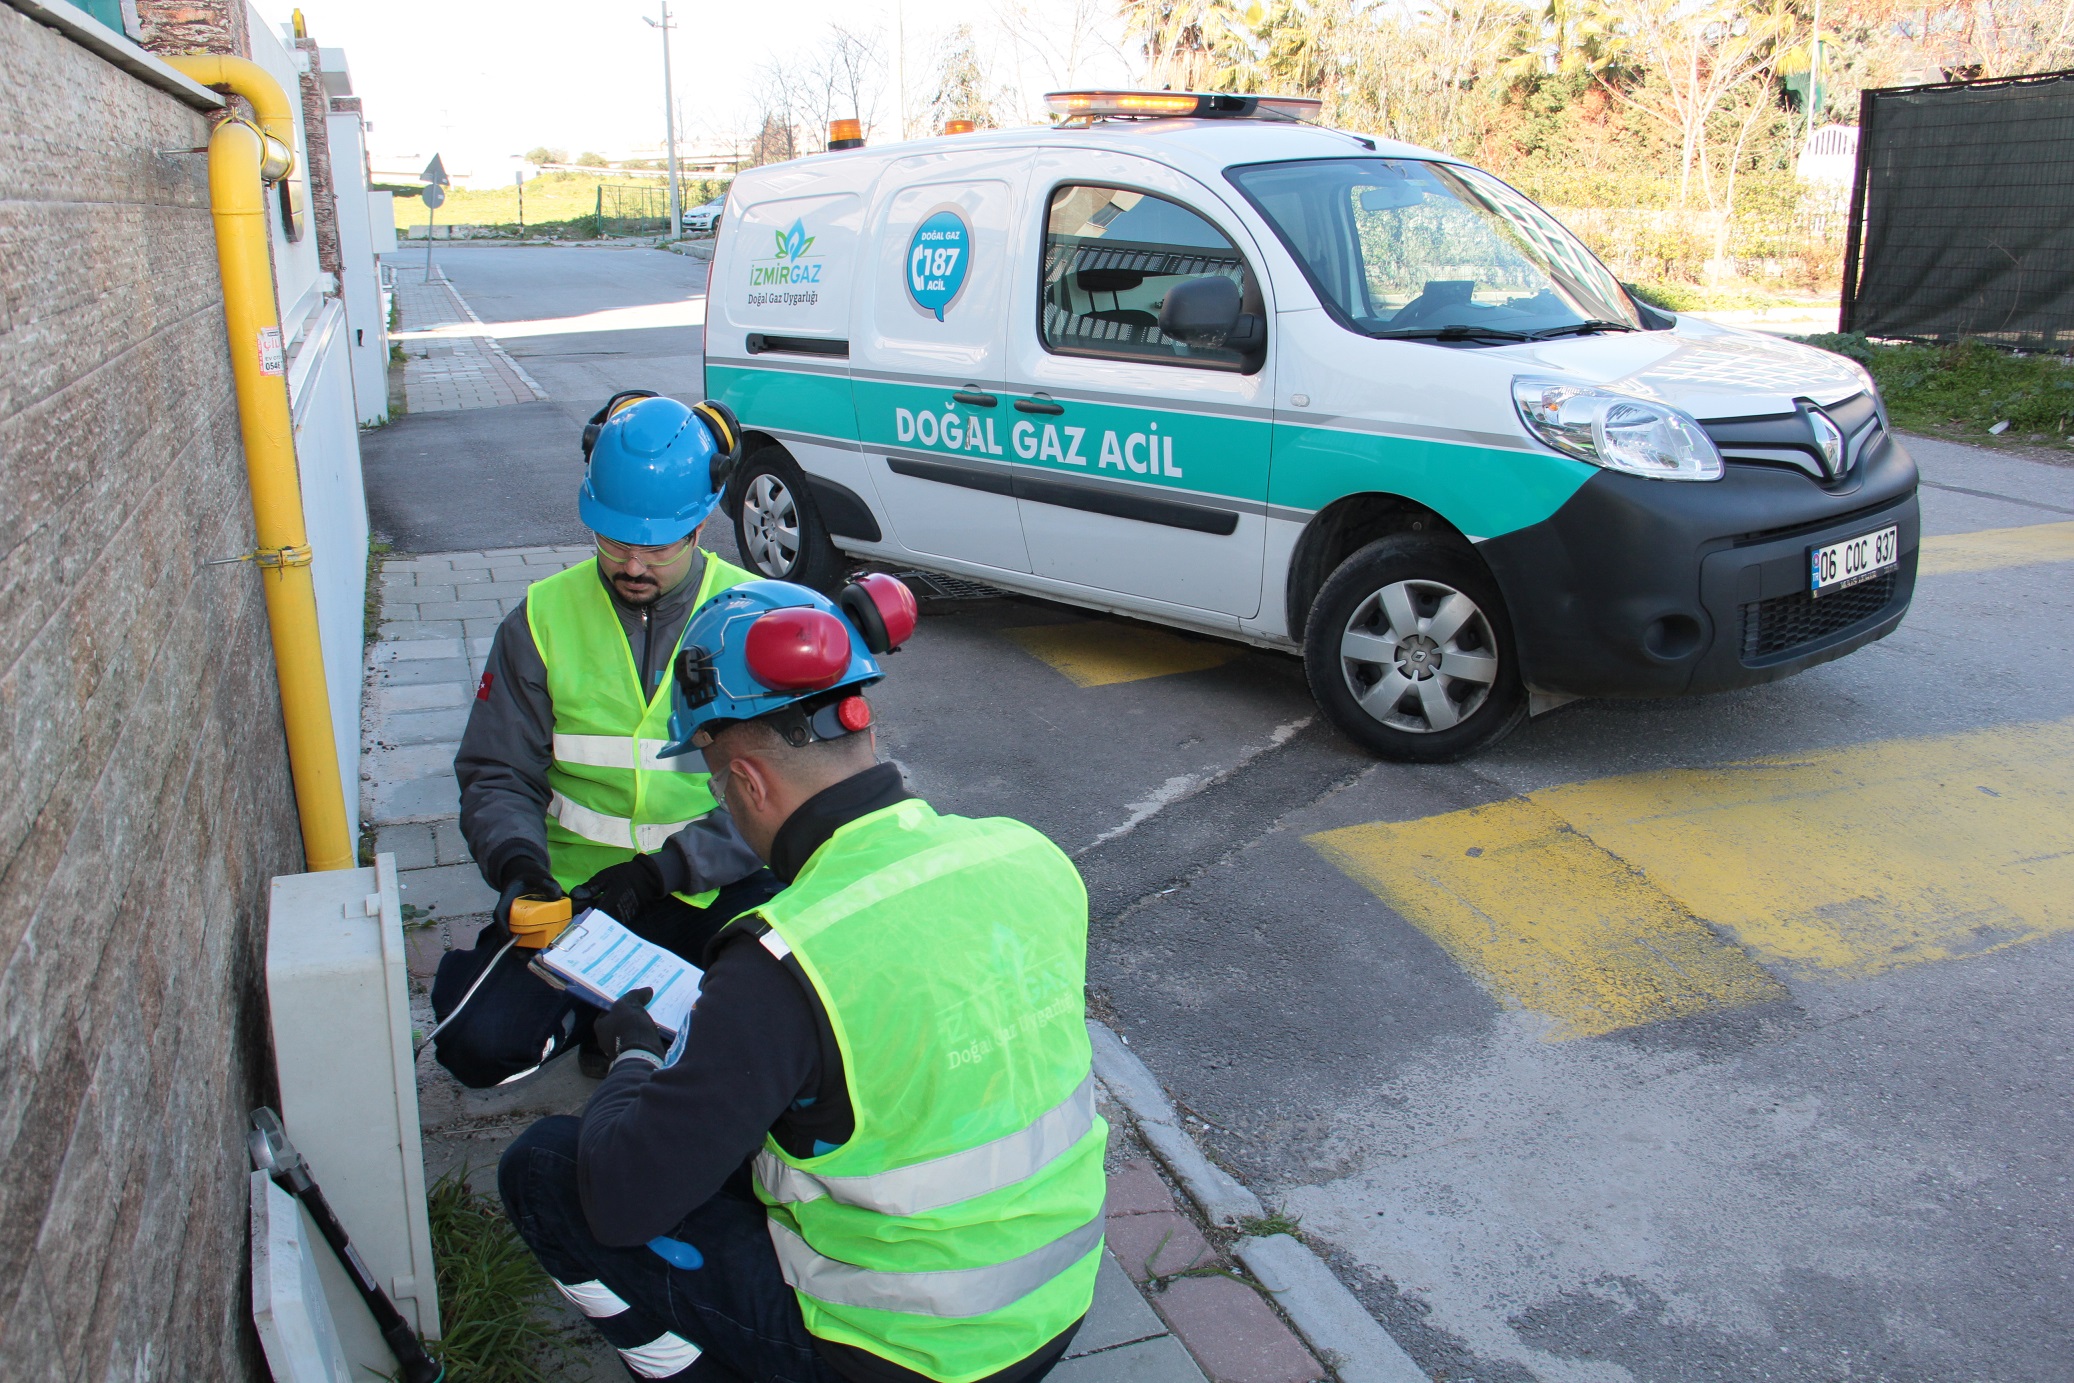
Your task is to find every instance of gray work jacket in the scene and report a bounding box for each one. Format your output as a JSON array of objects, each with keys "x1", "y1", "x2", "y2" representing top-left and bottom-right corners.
[{"x1": 454, "y1": 554, "x2": 761, "y2": 895}]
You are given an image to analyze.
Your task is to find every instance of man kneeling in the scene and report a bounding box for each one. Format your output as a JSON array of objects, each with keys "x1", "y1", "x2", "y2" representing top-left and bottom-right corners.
[{"x1": 499, "y1": 577, "x2": 1107, "y2": 1383}]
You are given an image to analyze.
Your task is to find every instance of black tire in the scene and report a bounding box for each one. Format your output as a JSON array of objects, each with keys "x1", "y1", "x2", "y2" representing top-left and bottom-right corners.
[
  {"x1": 731, "y1": 447, "x2": 846, "y2": 591},
  {"x1": 1303, "y1": 534, "x2": 1527, "y2": 762}
]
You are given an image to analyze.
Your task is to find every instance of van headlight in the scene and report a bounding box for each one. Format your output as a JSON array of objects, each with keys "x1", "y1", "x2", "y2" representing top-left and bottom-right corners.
[{"x1": 1512, "y1": 378, "x2": 1723, "y2": 481}]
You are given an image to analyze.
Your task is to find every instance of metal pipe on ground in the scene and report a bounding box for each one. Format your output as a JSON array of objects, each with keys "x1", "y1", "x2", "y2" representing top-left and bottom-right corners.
[{"x1": 168, "y1": 55, "x2": 356, "y2": 872}]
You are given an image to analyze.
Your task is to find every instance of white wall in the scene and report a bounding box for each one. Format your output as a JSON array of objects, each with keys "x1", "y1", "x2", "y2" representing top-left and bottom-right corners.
[
  {"x1": 288, "y1": 298, "x2": 369, "y2": 817},
  {"x1": 251, "y1": 2, "x2": 369, "y2": 829},
  {"x1": 328, "y1": 108, "x2": 389, "y2": 426}
]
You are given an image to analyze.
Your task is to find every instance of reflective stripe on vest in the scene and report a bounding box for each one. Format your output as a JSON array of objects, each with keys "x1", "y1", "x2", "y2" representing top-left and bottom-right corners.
[
  {"x1": 767, "y1": 1212, "x2": 1105, "y2": 1320},
  {"x1": 549, "y1": 791, "x2": 696, "y2": 854},
  {"x1": 552, "y1": 733, "x2": 706, "y2": 773},
  {"x1": 756, "y1": 1073, "x2": 1097, "y2": 1218}
]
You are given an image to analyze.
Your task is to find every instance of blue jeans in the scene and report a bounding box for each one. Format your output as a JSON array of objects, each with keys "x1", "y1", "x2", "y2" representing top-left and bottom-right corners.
[{"x1": 499, "y1": 1115, "x2": 844, "y2": 1383}]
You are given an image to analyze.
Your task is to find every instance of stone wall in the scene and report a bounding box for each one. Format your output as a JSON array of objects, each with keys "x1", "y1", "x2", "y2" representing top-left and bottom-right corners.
[
  {"x1": 293, "y1": 37, "x2": 343, "y2": 278},
  {"x1": 0, "y1": 8, "x2": 302, "y2": 1379}
]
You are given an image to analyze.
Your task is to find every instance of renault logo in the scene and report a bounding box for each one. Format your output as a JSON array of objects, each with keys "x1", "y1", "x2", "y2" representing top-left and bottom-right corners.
[{"x1": 1799, "y1": 401, "x2": 1847, "y2": 480}]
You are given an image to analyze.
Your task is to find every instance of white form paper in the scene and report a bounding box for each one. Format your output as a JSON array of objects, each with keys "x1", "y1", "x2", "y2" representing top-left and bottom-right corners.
[{"x1": 534, "y1": 909, "x2": 702, "y2": 1037}]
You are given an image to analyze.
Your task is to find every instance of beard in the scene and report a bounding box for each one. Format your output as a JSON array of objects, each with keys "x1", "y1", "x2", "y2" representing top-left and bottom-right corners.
[{"x1": 610, "y1": 573, "x2": 661, "y2": 605}]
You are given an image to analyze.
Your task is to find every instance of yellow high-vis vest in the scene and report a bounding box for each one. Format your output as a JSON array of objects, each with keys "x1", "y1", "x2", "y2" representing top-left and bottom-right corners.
[
  {"x1": 739, "y1": 799, "x2": 1106, "y2": 1383},
  {"x1": 525, "y1": 553, "x2": 753, "y2": 897}
]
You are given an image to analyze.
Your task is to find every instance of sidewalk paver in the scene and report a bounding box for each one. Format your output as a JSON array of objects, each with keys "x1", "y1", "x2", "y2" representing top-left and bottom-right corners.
[{"x1": 389, "y1": 265, "x2": 547, "y2": 412}]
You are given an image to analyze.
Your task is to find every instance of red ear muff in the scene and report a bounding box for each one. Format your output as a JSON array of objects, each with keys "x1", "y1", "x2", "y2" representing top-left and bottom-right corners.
[
  {"x1": 581, "y1": 388, "x2": 661, "y2": 460},
  {"x1": 744, "y1": 608, "x2": 852, "y2": 691},
  {"x1": 838, "y1": 573, "x2": 917, "y2": 655}
]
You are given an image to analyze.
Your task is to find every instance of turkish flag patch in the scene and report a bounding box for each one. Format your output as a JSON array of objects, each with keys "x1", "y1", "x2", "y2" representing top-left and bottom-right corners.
[{"x1": 476, "y1": 671, "x2": 494, "y2": 701}]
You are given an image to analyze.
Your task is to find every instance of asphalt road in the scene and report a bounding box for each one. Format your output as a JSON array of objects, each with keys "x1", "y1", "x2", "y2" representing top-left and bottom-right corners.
[
  {"x1": 362, "y1": 245, "x2": 2074, "y2": 1381},
  {"x1": 361, "y1": 243, "x2": 709, "y2": 549}
]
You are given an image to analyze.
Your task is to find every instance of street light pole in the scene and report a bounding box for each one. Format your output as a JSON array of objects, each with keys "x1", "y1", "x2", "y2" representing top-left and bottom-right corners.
[{"x1": 646, "y1": 2, "x2": 683, "y2": 240}]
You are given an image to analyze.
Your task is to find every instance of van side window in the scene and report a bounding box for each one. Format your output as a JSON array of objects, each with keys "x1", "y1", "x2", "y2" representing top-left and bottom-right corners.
[{"x1": 1040, "y1": 185, "x2": 1260, "y2": 370}]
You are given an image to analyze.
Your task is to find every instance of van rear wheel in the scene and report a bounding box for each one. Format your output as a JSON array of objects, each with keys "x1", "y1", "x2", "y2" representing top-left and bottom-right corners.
[
  {"x1": 1304, "y1": 534, "x2": 1527, "y2": 762},
  {"x1": 732, "y1": 447, "x2": 845, "y2": 591}
]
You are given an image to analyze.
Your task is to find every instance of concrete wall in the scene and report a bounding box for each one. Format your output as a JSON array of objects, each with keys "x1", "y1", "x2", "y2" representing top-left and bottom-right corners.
[
  {"x1": 0, "y1": 4, "x2": 303, "y2": 1378},
  {"x1": 328, "y1": 99, "x2": 392, "y2": 426}
]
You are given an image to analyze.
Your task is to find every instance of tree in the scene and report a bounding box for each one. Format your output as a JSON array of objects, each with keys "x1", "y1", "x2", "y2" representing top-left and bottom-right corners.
[
  {"x1": 926, "y1": 24, "x2": 1006, "y2": 130},
  {"x1": 523, "y1": 145, "x2": 568, "y2": 166},
  {"x1": 1116, "y1": 0, "x2": 1258, "y2": 91},
  {"x1": 575, "y1": 151, "x2": 610, "y2": 167}
]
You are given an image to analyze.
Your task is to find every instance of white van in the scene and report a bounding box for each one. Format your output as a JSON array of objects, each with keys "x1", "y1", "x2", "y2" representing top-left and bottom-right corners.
[{"x1": 704, "y1": 91, "x2": 1918, "y2": 760}]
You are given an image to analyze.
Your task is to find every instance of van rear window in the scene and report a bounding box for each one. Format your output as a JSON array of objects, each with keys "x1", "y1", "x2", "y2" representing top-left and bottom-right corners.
[{"x1": 1040, "y1": 185, "x2": 1258, "y2": 371}]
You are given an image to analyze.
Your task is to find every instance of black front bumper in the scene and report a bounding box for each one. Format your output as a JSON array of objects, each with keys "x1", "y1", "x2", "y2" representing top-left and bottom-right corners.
[{"x1": 1479, "y1": 436, "x2": 1920, "y2": 699}]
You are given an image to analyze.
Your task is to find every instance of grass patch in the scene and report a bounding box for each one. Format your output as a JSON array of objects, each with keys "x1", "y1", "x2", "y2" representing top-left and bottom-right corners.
[
  {"x1": 1236, "y1": 1210, "x2": 1304, "y2": 1239},
  {"x1": 1795, "y1": 333, "x2": 2074, "y2": 444},
  {"x1": 395, "y1": 171, "x2": 728, "y2": 232},
  {"x1": 364, "y1": 536, "x2": 392, "y2": 649},
  {"x1": 425, "y1": 1171, "x2": 568, "y2": 1382},
  {"x1": 1630, "y1": 281, "x2": 1808, "y2": 314}
]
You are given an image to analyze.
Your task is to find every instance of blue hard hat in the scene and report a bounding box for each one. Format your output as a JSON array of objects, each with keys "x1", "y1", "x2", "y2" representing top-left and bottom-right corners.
[
  {"x1": 579, "y1": 396, "x2": 732, "y2": 545},
  {"x1": 659, "y1": 575, "x2": 918, "y2": 755}
]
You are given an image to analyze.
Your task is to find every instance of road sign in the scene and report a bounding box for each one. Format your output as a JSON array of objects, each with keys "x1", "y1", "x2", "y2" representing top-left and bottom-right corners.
[
  {"x1": 421, "y1": 183, "x2": 446, "y2": 210},
  {"x1": 421, "y1": 154, "x2": 449, "y2": 186}
]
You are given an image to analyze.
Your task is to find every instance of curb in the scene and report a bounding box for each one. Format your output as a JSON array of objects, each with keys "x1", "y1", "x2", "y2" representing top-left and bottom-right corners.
[{"x1": 1086, "y1": 1021, "x2": 1429, "y2": 1383}]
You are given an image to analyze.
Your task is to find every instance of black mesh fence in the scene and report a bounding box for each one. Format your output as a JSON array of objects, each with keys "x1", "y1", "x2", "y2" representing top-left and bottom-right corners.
[{"x1": 1842, "y1": 70, "x2": 2074, "y2": 349}]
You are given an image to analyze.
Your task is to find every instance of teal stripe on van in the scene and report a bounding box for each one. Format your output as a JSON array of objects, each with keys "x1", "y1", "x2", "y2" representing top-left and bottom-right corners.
[
  {"x1": 852, "y1": 379, "x2": 1274, "y2": 503},
  {"x1": 715, "y1": 361, "x2": 1594, "y2": 541},
  {"x1": 1269, "y1": 424, "x2": 1595, "y2": 539},
  {"x1": 709, "y1": 363, "x2": 859, "y2": 441}
]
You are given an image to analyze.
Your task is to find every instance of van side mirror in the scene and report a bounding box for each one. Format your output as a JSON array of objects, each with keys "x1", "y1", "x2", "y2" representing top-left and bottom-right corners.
[{"x1": 1159, "y1": 276, "x2": 1263, "y2": 354}]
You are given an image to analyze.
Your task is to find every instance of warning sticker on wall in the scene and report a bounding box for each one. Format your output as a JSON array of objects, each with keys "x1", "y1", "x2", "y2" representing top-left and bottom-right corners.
[{"x1": 258, "y1": 326, "x2": 285, "y2": 376}]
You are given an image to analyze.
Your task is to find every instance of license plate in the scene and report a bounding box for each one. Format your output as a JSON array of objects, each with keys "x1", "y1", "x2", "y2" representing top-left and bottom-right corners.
[{"x1": 1809, "y1": 525, "x2": 1899, "y2": 596}]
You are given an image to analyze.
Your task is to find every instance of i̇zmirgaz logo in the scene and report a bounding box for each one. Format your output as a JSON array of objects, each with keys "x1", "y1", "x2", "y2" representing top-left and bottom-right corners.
[{"x1": 746, "y1": 218, "x2": 823, "y2": 307}]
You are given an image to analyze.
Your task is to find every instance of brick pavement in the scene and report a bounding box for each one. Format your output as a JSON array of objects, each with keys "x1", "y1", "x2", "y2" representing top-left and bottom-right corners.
[
  {"x1": 388, "y1": 263, "x2": 547, "y2": 413},
  {"x1": 369, "y1": 549, "x2": 1320, "y2": 1383}
]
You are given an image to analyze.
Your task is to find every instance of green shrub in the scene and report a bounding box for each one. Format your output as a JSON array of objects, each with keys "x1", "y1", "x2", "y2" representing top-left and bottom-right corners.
[
  {"x1": 425, "y1": 1172, "x2": 569, "y2": 1382},
  {"x1": 1794, "y1": 335, "x2": 2074, "y2": 439}
]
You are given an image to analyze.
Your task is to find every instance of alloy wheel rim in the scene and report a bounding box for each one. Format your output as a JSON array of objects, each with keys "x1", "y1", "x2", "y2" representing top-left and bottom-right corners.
[
  {"x1": 742, "y1": 474, "x2": 800, "y2": 574},
  {"x1": 1338, "y1": 579, "x2": 1500, "y2": 733}
]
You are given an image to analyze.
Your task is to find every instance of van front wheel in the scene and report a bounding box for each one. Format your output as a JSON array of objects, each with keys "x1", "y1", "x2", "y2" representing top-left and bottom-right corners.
[
  {"x1": 1304, "y1": 535, "x2": 1527, "y2": 762},
  {"x1": 732, "y1": 448, "x2": 845, "y2": 591}
]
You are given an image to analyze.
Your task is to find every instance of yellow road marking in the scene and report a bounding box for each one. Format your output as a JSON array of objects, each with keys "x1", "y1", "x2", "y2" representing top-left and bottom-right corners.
[
  {"x1": 1311, "y1": 803, "x2": 1788, "y2": 1040},
  {"x1": 1920, "y1": 520, "x2": 2074, "y2": 575},
  {"x1": 1003, "y1": 621, "x2": 1242, "y2": 688},
  {"x1": 1309, "y1": 718, "x2": 2074, "y2": 1037}
]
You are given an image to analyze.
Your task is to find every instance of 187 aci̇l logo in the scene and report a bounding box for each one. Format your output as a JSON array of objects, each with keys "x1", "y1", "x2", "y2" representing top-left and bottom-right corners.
[{"x1": 907, "y1": 210, "x2": 970, "y2": 321}]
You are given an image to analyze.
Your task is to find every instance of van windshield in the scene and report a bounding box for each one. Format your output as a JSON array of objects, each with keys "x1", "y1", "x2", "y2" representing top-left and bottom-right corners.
[{"x1": 1226, "y1": 158, "x2": 1642, "y2": 343}]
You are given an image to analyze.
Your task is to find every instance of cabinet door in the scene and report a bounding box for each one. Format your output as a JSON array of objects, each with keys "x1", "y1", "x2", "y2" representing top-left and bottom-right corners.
[
  {"x1": 1006, "y1": 153, "x2": 1274, "y2": 620},
  {"x1": 851, "y1": 151, "x2": 1035, "y2": 573}
]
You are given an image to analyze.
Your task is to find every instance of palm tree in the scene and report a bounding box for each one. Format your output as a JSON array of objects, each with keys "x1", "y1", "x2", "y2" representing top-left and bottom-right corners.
[{"x1": 1116, "y1": 0, "x2": 1260, "y2": 91}]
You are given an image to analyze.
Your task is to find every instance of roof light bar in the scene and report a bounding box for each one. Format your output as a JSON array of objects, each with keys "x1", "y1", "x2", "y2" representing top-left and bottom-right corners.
[
  {"x1": 942, "y1": 118, "x2": 977, "y2": 135},
  {"x1": 1045, "y1": 90, "x2": 1324, "y2": 122}
]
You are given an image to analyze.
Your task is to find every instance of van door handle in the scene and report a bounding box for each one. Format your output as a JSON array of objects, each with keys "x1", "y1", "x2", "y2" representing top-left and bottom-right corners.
[
  {"x1": 952, "y1": 389, "x2": 998, "y2": 407},
  {"x1": 1015, "y1": 396, "x2": 1064, "y2": 415}
]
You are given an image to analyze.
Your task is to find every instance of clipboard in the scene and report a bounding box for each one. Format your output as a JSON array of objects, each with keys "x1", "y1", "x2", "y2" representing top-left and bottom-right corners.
[{"x1": 527, "y1": 908, "x2": 702, "y2": 1039}]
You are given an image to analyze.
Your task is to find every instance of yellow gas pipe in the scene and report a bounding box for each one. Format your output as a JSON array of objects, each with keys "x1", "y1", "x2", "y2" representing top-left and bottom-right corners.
[{"x1": 168, "y1": 55, "x2": 355, "y2": 871}]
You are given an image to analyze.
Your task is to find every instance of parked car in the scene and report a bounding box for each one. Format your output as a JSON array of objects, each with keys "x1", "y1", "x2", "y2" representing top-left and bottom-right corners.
[
  {"x1": 685, "y1": 197, "x2": 726, "y2": 233},
  {"x1": 705, "y1": 91, "x2": 1917, "y2": 761}
]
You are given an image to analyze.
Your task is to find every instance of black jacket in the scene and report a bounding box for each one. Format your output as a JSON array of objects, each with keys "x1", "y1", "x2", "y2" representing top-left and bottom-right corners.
[{"x1": 574, "y1": 763, "x2": 1083, "y2": 1383}]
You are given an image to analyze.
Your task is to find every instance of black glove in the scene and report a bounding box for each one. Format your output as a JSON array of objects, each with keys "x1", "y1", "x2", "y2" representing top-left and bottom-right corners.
[
  {"x1": 595, "y1": 987, "x2": 666, "y2": 1063},
  {"x1": 493, "y1": 856, "x2": 561, "y2": 929},
  {"x1": 577, "y1": 854, "x2": 669, "y2": 926}
]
